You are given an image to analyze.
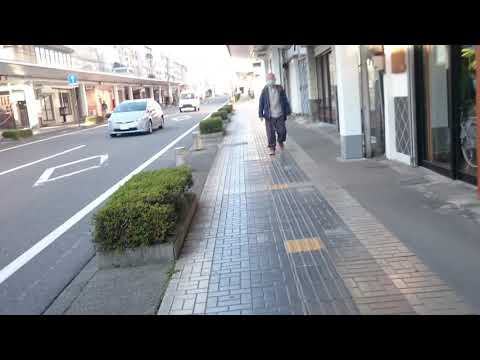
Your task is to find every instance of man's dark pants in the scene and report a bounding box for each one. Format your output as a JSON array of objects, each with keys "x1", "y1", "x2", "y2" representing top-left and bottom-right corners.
[{"x1": 265, "y1": 116, "x2": 287, "y2": 149}]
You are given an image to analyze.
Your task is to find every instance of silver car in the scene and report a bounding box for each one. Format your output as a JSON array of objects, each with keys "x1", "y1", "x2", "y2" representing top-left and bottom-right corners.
[{"x1": 108, "y1": 99, "x2": 165, "y2": 137}]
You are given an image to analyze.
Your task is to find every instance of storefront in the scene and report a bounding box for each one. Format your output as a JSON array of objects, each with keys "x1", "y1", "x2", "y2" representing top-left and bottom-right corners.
[
  {"x1": 360, "y1": 45, "x2": 386, "y2": 157},
  {"x1": 414, "y1": 45, "x2": 477, "y2": 185},
  {"x1": 315, "y1": 49, "x2": 339, "y2": 127},
  {"x1": 35, "y1": 84, "x2": 79, "y2": 126},
  {"x1": 0, "y1": 81, "x2": 40, "y2": 129}
]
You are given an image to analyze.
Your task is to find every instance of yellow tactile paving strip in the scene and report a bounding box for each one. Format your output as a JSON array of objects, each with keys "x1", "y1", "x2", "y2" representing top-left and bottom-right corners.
[
  {"x1": 285, "y1": 237, "x2": 325, "y2": 254},
  {"x1": 269, "y1": 184, "x2": 289, "y2": 191}
]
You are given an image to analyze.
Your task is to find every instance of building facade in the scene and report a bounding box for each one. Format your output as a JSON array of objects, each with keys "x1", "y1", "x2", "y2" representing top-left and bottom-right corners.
[
  {"x1": 0, "y1": 45, "x2": 188, "y2": 130},
  {"x1": 247, "y1": 44, "x2": 478, "y2": 190}
]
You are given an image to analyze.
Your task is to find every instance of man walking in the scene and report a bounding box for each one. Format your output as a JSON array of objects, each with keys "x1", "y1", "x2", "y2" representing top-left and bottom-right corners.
[{"x1": 258, "y1": 73, "x2": 291, "y2": 156}]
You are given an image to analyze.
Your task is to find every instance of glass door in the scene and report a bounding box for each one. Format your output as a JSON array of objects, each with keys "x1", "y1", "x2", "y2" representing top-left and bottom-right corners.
[
  {"x1": 416, "y1": 45, "x2": 477, "y2": 185},
  {"x1": 366, "y1": 54, "x2": 385, "y2": 156},
  {"x1": 416, "y1": 45, "x2": 453, "y2": 176},
  {"x1": 456, "y1": 45, "x2": 477, "y2": 182}
]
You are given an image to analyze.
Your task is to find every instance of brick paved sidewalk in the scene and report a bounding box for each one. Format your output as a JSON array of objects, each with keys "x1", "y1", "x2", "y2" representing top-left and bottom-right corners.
[{"x1": 158, "y1": 101, "x2": 473, "y2": 315}]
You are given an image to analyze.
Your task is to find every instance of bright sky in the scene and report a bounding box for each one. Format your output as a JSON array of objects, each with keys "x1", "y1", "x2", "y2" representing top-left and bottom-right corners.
[{"x1": 155, "y1": 45, "x2": 234, "y2": 90}]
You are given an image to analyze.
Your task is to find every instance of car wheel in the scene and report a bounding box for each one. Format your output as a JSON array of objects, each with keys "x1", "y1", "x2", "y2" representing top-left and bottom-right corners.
[
  {"x1": 179, "y1": 108, "x2": 182, "y2": 113},
  {"x1": 159, "y1": 116, "x2": 164, "y2": 129}
]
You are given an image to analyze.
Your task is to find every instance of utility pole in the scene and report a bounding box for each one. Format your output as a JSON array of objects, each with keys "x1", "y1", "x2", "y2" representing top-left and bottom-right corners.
[{"x1": 166, "y1": 57, "x2": 171, "y2": 105}]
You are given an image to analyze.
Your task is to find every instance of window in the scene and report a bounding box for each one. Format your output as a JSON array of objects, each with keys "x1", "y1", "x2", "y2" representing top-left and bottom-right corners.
[
  {"x1": 59, "y1": 92, "x2": 72, "y2": 115},
  {"x1": 41, "y1": 95, "x2": 55, "y2": 122},
  {"x1": 35, "y1": 47, "x2": 41, "y2": 63},
  {"x1": 38, "y1": 47, "x2": 44, "y2": 64},
  {"x1": 114, "y1": 101, "x2": 147, "y2": 113}
]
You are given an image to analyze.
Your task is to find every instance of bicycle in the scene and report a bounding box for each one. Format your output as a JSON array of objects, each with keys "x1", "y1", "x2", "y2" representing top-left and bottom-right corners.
[{"x1": 459, "y1": 110, "x2": 477, "y2": 169}]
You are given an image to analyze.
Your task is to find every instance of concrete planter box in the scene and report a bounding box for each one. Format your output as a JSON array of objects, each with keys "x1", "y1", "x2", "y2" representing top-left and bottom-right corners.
[
  {"x1": 97, "y1": 193, "x2": 198, "y2": 269},
  {"x1": 200, "y1": 132, "x2": 224, "y2": 141}
]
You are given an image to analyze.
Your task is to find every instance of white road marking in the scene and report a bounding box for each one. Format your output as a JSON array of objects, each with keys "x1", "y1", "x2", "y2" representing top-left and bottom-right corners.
[
  {"x1": 0, "y1": 102, "x2": 228, "y2": 285},
  {"x1": 0, "y1": 125, "x2": 107, "y2": 153},
  {"x1": 0, "y1": 145, "x2": 86, "y2": 176},
  {"x1": 171, "y1": 115, "x2": 191, "y2": 122},
  {"x1": 33, "y1": 154, "x2": 109, "y2": 187}
]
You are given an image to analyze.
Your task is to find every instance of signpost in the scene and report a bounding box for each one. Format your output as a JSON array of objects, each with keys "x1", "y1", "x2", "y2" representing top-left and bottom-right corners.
[{"x1": 68, "y1": 74, "x2": 78, "y2": 88}]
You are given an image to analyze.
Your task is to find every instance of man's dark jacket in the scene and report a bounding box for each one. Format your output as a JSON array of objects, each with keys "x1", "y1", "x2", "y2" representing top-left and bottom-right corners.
[{"x1": 258, "y1": 85, "x2": 292, "y2": 120}]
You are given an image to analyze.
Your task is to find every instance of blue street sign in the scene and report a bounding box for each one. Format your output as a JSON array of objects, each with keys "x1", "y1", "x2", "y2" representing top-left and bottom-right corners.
[{"x1": 68, "y1": 74, "x2": 78, "y2": 86}]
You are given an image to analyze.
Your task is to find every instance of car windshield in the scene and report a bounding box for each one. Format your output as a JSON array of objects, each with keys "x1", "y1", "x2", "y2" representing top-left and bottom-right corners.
[
  {"x1": 181, "y1": 93, "x2": 195, "y2": 100},
  {"x1": 114, "y1": 101, "x2": 147, "y2": 113}
]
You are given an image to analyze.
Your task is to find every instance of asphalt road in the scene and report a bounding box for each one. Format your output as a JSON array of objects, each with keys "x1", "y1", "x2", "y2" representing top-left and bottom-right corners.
[{"x1": 0, "y1": 97, "x2": 228, "y2": 314}]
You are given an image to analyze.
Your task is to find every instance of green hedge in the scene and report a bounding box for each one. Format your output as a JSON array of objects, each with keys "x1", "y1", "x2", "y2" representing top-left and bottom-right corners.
[
  {"x1": 217, "y1": 109, "x2": 230, "y2": 119},
  {"x1": 222, "y1": 105, "x2": 233, "y2": 113},
  {"x1": 199, "y1": 116, "x2": 223, "y2": 134},
  {"x1": 92, "y1": 166, "x2": 193, "y2": 252},
  {"x1": 211, "y1": 111, "x2": 227, "y2": 121},
  {"x1": 2, "y1": 129, "x2": 33, "y2": 140}
]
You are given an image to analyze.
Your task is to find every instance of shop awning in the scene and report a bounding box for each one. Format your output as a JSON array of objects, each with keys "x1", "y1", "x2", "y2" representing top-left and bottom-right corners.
[{"x1": 0, "y1": 60, "x2": 182, "y2": 87}]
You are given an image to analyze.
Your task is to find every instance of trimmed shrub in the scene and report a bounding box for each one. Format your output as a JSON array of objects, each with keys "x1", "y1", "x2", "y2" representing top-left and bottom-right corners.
[
  {"x1": 110, "y1": 166, "x2": 193, "y2": 211},
  {"x1": 93, "y1": 202, "x2": 176, "y2": 252},
  {"x1": 211, "y1": 111, "x2": 227, "y2": 121},
  {"x1": 222, "y1": 105, "x2": 233, "y2": 113},
  {"x1": 92, "y1": 166, "x2": 193, "y2": 252},
  {"x1": 199, "y1": 116, "x2": 223, "y2": 134},
  {"x1": 2, "y1": 129, "x2": 33, "y2": 140},
  {"x1": 217, "y1": 109, "x2": 229, "y2": 119}
]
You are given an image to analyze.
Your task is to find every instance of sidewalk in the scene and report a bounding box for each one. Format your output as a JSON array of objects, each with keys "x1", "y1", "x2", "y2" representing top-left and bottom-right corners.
[{"x1": 158, "y1": 100, "x2": 476, "y2": 315}]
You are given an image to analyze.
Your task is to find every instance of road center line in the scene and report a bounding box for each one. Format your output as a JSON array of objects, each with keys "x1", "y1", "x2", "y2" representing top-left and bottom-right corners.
[
  {"x1": 0, "y1": 103, "x2": 227, "y2": 285},
  {"x1": 0, "y1": 145, "x2": 86, "y2": 176}
]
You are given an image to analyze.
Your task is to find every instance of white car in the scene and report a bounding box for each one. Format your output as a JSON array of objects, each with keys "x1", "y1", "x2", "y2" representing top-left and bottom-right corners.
[
  {"x1": 179, "y1": 92, "x2": 200, "y2": 112},
  {"x1": 108, "y1": 99, "x2": 165, "y2": 137}
]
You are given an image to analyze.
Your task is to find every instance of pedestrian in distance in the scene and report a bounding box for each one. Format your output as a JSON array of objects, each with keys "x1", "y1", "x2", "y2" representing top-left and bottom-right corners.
[
  {"x1": 101, "y1": 100, "x2": 108, "y2": 116},
  {"x1": 258, "y1": 73, "x2": 292, "y2": 156}
]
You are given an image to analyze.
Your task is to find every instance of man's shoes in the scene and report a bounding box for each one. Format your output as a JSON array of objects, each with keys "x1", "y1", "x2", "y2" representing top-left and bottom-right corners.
[
  {"x1": 278, "y1": 143, "x2": 285, "y2": 151},
  {"x1": 269, "y1": 148, "x2": 275, "y2": 156}
]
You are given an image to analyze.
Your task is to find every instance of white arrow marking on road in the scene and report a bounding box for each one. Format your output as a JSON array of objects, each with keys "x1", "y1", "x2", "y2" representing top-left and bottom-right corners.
[
  {"x1": 0, "y1": 101, "x2": 229, "y2": 286},
  {"x1": 0, "y1": 145, "x2": 86, "y2": 176},
  {"x1": 33, "y1": 154, "x2": 109, "y2": 187},
  {"x1": 171, "y1": 115, "x2": 191, "y2": 122}
]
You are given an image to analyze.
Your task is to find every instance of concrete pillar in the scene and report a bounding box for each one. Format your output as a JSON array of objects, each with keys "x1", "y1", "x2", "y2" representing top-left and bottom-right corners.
[
  {"x1": 79, "y1": 84, "x2": 88, "y2": 117},
  {"x1": 149, "y1": 86, "x2": 154, "y2": 99},
  {"x1": 335, "y1": 45, "x2": 363, "y2": 160},
  {"x1": 128, "y1": 86, "x2": 134, "y2": 100},
  {"x1": 22, "y1": 83, "x2": 39, "y2": 129},
  {"x1": 113, "y1": 85, "x2": 120, "y2": 108},
  {"x1": 306, "y1": 46, "x2": 320, "y2": 121},
  {"x1": 175, "y1": 147, "x2": 188, "y2": 166},
  {"x1": 271, "y1": 48, "x2": 282, "y2": 86}
]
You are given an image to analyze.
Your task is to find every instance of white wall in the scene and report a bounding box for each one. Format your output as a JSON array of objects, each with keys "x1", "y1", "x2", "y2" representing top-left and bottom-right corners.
[
  {"x1": 383, "y1": 45, "x2": 412, "y2": 165},
  {"x1": 287, "y1": 58, "x2": 301, "y2": 114},
  {"x1": 335, "y1": 45, "x2": 362, "y2": 137}
]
